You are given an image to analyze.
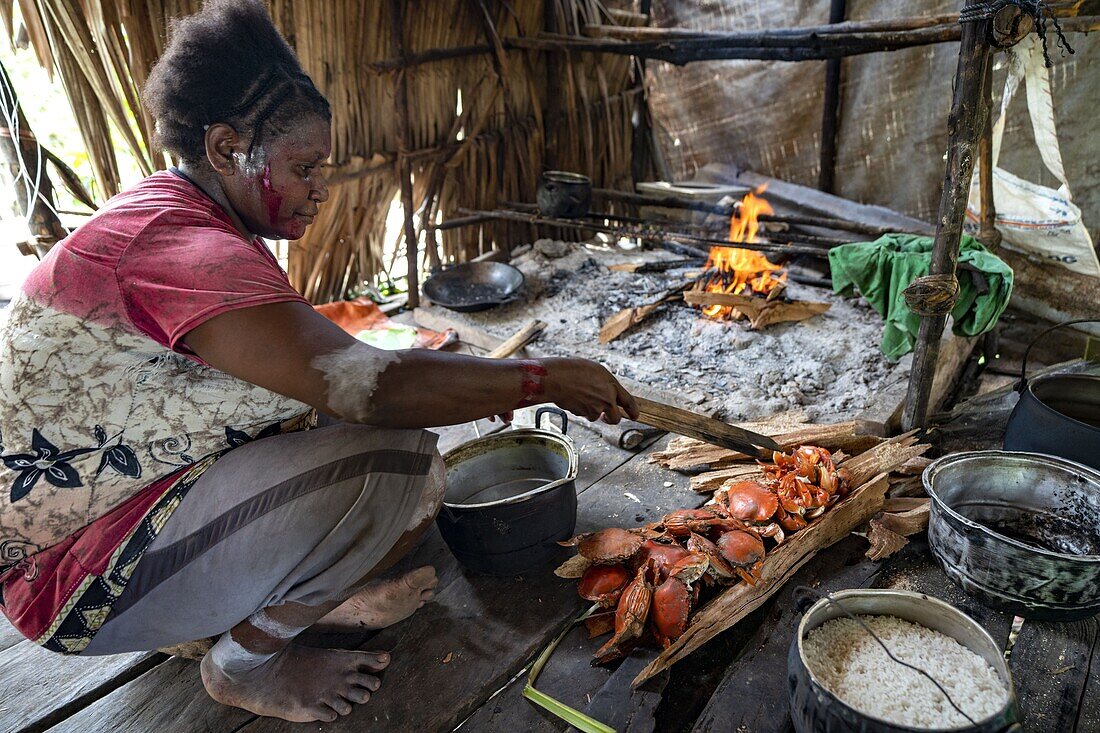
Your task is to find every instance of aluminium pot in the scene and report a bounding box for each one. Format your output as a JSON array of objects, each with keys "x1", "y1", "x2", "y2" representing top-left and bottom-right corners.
[
  {"x1": 436, "y1": 408, "x2": 578, "y2": 576},
  {"x1": 536, "y1": 170, "x2": 592, "y2": 218},
  {"x1": 1003, "y1": 319, "x2": 1100, "y2": 470},
  {"x1": 788, "y1": 589, "x2": 1018, "y2": 733},
  {"x1": 923, "y1": 450, "x2": 1100, "y2": 621}
]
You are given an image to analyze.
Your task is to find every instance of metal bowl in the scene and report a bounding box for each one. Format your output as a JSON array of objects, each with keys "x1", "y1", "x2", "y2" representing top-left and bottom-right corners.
[
  {"x1": 923, "y1": 450, "x2": 1100, "y2": 621},
  {"x1": 436, "y1": 409, "x2": 579, "y2": 576},
  {"x1": 422, "y1": 261, "x2": 525, "y2": 312},
  {"x1": 788, "y1": 589, "x2": 1018, "y2": 733}
]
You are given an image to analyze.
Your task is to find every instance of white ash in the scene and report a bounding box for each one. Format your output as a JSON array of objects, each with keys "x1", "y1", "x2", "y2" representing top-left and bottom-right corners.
[{"x1": 440, "y1": 240, "x2": 907, "y2": 422}]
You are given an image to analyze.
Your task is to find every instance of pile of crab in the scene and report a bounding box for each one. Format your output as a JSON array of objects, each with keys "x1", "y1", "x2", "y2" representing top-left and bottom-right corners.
[{"x1": 558, "y1": 445, "x2": 850, "y2": 663}]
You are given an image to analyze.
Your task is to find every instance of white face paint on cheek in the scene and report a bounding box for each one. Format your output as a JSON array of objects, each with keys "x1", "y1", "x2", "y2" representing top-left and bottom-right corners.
[
  {"x1": 232, "y1": 148, "x2": 267, "y2": 178},
  {"x1": 312, "y1": 343, "x2": 401, "y2": 423}
]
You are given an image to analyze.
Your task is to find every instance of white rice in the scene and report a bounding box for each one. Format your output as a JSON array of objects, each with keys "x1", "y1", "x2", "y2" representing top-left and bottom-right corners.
[{"x1": 802, "y1": 614, "x2": 1008, "y2": 730}]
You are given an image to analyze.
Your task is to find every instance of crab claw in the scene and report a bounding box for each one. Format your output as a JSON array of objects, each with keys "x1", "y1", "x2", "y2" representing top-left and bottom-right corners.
[
  {"x1": 595, "y1": 560, "x2": 655, "y2": 659},
  {"x1": 631, "y1": 540, "x2": 690, "y2": 582},
  {"x1": 668, "y1": 551, "x2": 710, "y2": 588},
  {"x1": 686, "y1": 532, "x2": 738, "y2": 583}
]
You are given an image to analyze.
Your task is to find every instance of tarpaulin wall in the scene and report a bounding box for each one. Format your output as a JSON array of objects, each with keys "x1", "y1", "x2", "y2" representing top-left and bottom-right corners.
[{"x1": 646, "y1": 0, "x2": 1098, "y2": 240}]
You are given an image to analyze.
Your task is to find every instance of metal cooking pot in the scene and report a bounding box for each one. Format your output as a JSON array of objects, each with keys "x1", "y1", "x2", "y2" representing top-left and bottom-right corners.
[
  {"x1": 436, "y1": 408, "x2": 578, "y2": 576},
  {"x1": 1003, "y1": 319, "x2": 1100, "y2": 470},
  {"x1": 923, "y1": 450, "x2": 1100, "y2": 621},
  {"x1": 421, "y1": 261, "x2": 525, "y2": 312},
  {"x1": 788, "y1": 589, "x2": 1018, "y2": 733},
  {"x1": 536, "y1": 170, "x2": 592, "y2": 219}
]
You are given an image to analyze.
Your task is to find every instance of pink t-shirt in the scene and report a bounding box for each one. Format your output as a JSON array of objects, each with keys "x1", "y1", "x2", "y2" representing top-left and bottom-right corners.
[{"x1": 0, "y1": 170, "x2": 313, "y2": 652}]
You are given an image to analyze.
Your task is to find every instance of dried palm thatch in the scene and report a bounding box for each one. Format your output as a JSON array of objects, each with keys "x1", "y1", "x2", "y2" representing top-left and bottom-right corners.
[{"x1": 7, "y1": 0, "x2": 642, "y2": 302}]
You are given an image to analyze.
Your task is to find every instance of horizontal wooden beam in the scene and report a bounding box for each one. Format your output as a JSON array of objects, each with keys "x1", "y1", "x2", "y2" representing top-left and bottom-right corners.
[{"x1": 359, "y1": 16, "x2": 1097, "y2": 72}]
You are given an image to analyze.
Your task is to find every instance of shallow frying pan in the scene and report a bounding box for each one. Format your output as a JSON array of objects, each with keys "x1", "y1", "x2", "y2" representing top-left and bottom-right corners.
[{"x1": 422, "y1": 261, "x2": 525, "y2": 312}]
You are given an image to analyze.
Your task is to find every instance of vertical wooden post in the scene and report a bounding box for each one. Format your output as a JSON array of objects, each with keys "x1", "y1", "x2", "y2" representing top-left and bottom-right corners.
[
  {"x1": 389, "y1": 0, "x2": 420, "y2": 308},
  {"x1": 976, "y1": 58, "x2": 1002, "y2": 249},
  {"x1": 542, "y1": 0, "x2": 562, "y2": 171},
  {"x1": 0, "y1": 58, "x2": 66, "y2": 257},
  {"x1": 900, "y1": 13, "x2": 996, "y2": 432},
  {"x1": 817, "y1": 0, "x2": 847, "y2": 193}
]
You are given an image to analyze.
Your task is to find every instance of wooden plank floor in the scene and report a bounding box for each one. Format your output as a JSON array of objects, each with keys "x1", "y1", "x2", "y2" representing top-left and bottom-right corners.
[{"x1": 5, "y1": 427, "x2": 1099, "y2": 732}]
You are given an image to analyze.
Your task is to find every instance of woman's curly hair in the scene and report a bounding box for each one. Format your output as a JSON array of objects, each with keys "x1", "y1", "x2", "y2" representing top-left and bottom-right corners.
[{"x1": 144, "y1": 0, "x2": 330, "y2": 163}]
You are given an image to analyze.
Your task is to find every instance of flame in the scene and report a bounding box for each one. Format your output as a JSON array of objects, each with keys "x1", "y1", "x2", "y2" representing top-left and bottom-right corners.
[{"x1": 700, "y1": 185, "x2": 786, "y2": 319}]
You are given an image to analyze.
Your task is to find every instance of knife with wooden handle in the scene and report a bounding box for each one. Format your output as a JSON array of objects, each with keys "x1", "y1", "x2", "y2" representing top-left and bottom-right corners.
[{"x1": 633, "y1": 396, "x2": 782, "y2": 457}]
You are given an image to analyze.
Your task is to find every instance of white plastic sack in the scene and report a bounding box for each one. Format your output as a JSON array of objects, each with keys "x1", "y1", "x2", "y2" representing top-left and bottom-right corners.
[{"x1": 966, "y1": 35, "x2": 1099, "y2": 278}]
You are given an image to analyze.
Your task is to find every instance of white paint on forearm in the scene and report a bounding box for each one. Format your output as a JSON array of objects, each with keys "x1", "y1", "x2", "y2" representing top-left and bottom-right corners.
[{"x1": 312, "y1": 342, "x2": 400, "y2": 423}]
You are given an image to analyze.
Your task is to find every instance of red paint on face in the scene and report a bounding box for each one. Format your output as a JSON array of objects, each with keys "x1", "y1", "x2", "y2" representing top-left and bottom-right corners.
[
  {"x1": 226, "y1": 116, "x2": 330, "y2": 240},
  {"x1": 259, "y1": 163, "x2": 284, "y2": 227}
]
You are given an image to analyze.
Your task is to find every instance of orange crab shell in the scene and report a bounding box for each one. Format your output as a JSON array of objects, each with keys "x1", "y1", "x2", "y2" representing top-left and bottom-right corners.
[
  {"x1": 686, "y1": 532, "x2": 738, "y2": 581},
  {"x1": 595, "y1": 560, "x2": 655, "y2": 659},
  {"x1": 631, "y1": 540, "x2": 691, "y2": 582},
  {"x1": 575, "y1": 528, "x2": 645, "y2": 564},
  {"x1": 722, "y1": 481, "x2": 780, "y2": 522},
  {"x1": 577, "y1": 563, "x2": 632, "y2": 606},
  {"x1": 651, "y1": 577, "x2": 691, "y2": 647},
  {"x1": 668, "y1": 551, "x2": 709, "y2": 587},
  {"x1": 716, "y1": 529, "x2": 765, "y2": 568}
]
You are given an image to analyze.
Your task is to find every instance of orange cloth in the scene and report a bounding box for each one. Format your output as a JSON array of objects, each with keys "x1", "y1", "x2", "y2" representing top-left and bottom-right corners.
[{"x1": 313, "y1": 298, "x2": 456, "y2": 350}]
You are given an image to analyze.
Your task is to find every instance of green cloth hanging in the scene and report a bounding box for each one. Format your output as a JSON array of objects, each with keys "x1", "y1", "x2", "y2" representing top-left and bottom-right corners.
[{"x1": 829, "y1": 234, "x2": 1014, "y2": 360}]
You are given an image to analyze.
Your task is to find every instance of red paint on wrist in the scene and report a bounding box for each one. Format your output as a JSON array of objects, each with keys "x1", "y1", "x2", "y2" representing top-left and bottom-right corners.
[{"x1": 516, "y1": 361, "x2": 548, "y2": 408}]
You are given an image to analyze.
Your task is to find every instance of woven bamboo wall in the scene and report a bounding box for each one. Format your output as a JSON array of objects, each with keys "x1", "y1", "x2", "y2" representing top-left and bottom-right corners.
[{"x1": 9, "y1": 0, "x2": 639, "y2": 302}]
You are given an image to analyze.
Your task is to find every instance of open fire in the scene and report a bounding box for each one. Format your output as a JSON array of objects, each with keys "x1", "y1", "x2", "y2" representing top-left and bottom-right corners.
[{"x1": 698, "y1": 186, "x2": 787, "y2": 320}]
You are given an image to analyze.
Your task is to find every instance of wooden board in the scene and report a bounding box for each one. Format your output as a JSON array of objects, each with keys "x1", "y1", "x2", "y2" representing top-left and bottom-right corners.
[
  {"x1": 0, "y1": 642, "x2": 160, "y2": 733},
  {"x1": 1008, "y1": 617, "x2": 1099, "y2": 733},
  {"x1": 0, "y1": 618, "x2": 25, "y2": 653},
  {"x1": 235, "y1": 436, "x2": 699, "y2": 733},
  {"x1": 689, "y1": 535, "x2": 1017, "y2": 732},
  {"x1": 690, "y1": 535, "x2": 882, "y2": 732},
  {"x1": 461, "y1": 435, "x2": 706, "y2": 733},
  {"x1": 46, "y1": 657, "x2": 250, "y2": 733}
]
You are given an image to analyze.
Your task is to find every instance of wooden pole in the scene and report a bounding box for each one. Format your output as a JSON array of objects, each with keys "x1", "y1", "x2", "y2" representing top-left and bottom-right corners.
[
  {"x1": 360, "y1": 16, "x2": 1097, "y2": 73},
  {"x1": 817, "y1": 0, "x2": 847, "y2": 193},
  {"x1": 0, "y1": 57, "x2": 66, "y2": 257},
  {"x1": 542, "y1": 0, "x2": 562, "y2": 170},
  {"x1": 389, "y1": 0, "x2": 420, "y2": 308},
  {"x1": 976, "y1": 51, "x2": 1001, "y2": 249},
  {"x1": 900, "y1": 9, "x2": 1000, "y2": 432}
]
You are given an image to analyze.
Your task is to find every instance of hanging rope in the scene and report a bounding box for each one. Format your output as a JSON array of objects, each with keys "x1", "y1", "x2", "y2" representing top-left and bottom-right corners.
[
  {"x1": 903, "y1": 273, "x2": 960, "y2": 317},
  {"x1": 959, "y1": 0, "x2": 1075, "y2": 66}
]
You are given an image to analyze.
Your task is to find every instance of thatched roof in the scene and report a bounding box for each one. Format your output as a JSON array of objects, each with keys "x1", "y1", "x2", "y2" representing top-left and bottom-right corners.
[{"x1": 9, "y1": 0, "x2": 641, "y2": 302}]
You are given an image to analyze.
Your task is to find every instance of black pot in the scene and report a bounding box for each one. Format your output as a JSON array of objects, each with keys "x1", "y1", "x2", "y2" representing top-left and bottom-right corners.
[
  {"x1": 1003, "y1": 319, "x2": 1100, "y2": 470},
  {"x1": 536, "y1": 171, "x2": 592, "y2": 219},
  {"x1": 436, "y1": 409, "x2": 578, "y2": 576}
]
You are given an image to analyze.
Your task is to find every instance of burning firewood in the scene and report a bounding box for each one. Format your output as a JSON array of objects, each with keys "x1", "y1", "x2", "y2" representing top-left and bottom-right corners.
[
  {"x1": 681, "y1": 185, "x2": 833, "y2": 329},
  {"x1": 684, "y1": 290, "x2": 831, "y2": 329}
]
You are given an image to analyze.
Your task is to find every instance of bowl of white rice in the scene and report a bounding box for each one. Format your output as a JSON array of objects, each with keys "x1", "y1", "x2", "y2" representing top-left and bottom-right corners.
[{"x1": 788, "y1": 589, "x2": 1017, "y2": 733}]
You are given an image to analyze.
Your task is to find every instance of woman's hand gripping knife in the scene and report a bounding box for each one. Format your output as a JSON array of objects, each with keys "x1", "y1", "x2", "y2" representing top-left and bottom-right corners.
[{"x1": 183, "y1": 301, "x2": 639, "y2": 429}]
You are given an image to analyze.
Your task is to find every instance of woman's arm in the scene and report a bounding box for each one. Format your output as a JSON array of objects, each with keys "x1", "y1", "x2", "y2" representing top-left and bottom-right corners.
[{"x1": 183, "y1": 301, "x2": 637, "y2": 429}]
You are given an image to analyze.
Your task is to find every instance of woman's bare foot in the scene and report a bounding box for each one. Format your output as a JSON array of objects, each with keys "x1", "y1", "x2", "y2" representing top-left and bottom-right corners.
[
  {"x1": 312, "y1": 565, "x2": 438, "y2": 632},
  {"x1": 201, "y1": 644, "x2": 389, "y2": 722}
]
